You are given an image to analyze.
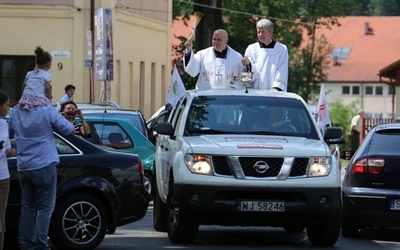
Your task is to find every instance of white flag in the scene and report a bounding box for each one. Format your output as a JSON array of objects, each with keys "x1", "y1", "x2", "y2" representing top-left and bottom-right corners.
[
  {"x1": 166, "y1": 65, "x2": 186, "y2": 108},
  {"x1": 316, "y1": 84, "x2": 332, "y2": 129}
]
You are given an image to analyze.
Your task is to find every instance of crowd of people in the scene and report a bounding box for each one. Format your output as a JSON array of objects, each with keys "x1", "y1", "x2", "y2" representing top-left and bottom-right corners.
[{"x1": 0, "y1": 46, "x2": 90, "y2": 250}]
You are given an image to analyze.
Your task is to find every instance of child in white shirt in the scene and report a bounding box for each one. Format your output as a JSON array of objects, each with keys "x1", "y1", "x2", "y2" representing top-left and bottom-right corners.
[{"x1": 18, "y1": 46, "x2": 53, "y2": 111}]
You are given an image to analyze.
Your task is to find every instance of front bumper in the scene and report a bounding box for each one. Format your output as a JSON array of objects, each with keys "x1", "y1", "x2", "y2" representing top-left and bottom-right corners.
[
  {"x1": 343, "y1": 187, "x2": 400, "y2": 228},
  {"x1": 174, "y1": 183, "x2": 341, "y2": 227}
]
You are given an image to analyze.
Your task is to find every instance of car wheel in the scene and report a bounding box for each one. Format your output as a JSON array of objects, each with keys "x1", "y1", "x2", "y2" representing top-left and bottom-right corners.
[
  {"x1": 166, "y1": 185, "x2": 198, "y2": 243},
  {"x1": 283, "y1": 224, "x2": 305, "y2": 233},
  {"x1": 153, "y1": 183, "x2": 168, "y2": 232},
  {"x1": 49, "y1": 194, "x2": 108, "y2": 250},
  {"x1": 306, "y1": 214, "x2": 341, "y2": 246},
  {"x1": 341, "y1": 218, "x2": 360, "y2": 238},
  {"x1": 144, "y1": 172, "x2": 152, "y2": 195}
]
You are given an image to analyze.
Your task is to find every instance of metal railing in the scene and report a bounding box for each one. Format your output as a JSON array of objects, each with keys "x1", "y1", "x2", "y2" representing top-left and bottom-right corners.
[{"x1": 362, "y1": 118, "x2": 394, "y2": 139}]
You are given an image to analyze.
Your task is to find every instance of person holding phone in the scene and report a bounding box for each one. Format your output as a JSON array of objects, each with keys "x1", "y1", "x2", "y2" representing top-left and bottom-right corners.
[{"x1": 60, "y1": 101, "x2": 91, "y2": 137}]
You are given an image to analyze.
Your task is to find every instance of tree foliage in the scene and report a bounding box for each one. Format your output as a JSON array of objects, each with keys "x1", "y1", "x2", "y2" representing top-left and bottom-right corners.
[
  {"x1": 347, "y1": 0, "x2": 400, "y2": 15},
  {"x1": 329, "y1": 98, "x2": 359, "y2": 150},
  {"x1": 368, "y1": 0, "x2": 400, "y2": 16}
]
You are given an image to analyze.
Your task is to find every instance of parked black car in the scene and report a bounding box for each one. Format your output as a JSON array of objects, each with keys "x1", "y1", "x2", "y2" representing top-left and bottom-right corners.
[
  {"x1": 340, "y1": 122, "x2": 400, "y2": 237},
  {"x1": 5, "y1": 132, "x2": 151, "y2": 250}
]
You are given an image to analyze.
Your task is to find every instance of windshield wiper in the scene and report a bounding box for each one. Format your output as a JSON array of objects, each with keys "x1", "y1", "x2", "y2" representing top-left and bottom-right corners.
[
  {"x1": 187, "y1": 128, "x2": 234, "y2": 135},
  {"x1": 248, "y1": 131, "x2": 282, "y2": 136},
  {"x1": 200, "y1": 129, "x2": 235, "y2": 134}
]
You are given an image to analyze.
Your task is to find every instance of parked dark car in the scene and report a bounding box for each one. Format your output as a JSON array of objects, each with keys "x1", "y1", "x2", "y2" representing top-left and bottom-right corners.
[
  {"x1": 82, "y1": 117, "x2": 155, "y2": 195},
  {"x1": 5, "y1": 131, "x2": 151, "y2": 250},
  {"x1": 340, "y1": 122, "x2": 400, "y2": 237}
]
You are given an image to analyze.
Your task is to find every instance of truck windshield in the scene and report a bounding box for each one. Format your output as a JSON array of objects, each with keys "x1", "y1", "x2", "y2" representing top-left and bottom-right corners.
[{"x1": 185, "y1": 95, "x2": 319, "y2": 139}]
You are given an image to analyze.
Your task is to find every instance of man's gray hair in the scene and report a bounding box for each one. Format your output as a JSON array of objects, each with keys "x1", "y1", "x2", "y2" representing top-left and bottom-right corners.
[{"x1": 256, "y1": 19, "x2": 274, "y2": 32}]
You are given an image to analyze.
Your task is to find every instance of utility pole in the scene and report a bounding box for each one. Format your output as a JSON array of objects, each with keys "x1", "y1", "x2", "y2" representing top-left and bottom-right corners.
[
  {"x1": 90, "y1": 0, "x2": 95, "y2": 103},
  {"x1": 305, "y1": 20, "x2": 316, "y2": 103}
]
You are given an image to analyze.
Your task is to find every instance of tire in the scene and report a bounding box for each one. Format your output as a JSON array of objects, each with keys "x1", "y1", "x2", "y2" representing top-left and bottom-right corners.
[
  {"x1": 153, "y1": 183, "x2": 168, "y2": 232},
  {"x1": 341, "y1": 217, "x2": 360, "y2": 238},
  {"x1": 166, "y1": 185, "x2": 198, "y2": 243},
  {"x1": 306, "y1": 215, "x2": 341, "y2": 246},
  {"x1": 283, "y1": 224, "x2": 305, "y2": 233},
  {"x1": 144, "y1": 172, "x2": 153, "y2": 195},
  {"x1": 49, "y1": 193, "x2": 108, "y2": 250}
]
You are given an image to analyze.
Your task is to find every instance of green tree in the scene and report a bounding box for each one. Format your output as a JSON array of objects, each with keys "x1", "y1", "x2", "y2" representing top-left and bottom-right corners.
[
  {"x1": 329, "y1": 98, "x2": 359, "y2": 150},
  {"x1": 369, "y1": 0, "x2": 400, "y2": 16},
  {"x1": 290, "y1": 35, "x2": 332, "y2": 99},
  {"x1": 347, "y1": 0, "x2": 370, "y2": 15}
]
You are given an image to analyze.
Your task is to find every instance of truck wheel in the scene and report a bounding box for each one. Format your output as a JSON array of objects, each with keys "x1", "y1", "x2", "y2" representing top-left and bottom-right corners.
[
  {"x1": 166, "y1": 185, "x2": 198, "y2": 243},
  {"x1": 153, "y1": 183, "x2": 167, "y2": 232},
  {"x1": 306, "y1": 217, "x2": 341, "y2": 247}
]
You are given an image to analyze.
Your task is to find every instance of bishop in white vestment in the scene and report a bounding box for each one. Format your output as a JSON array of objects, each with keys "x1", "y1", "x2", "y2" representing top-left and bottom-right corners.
[{"x1": 183, "y1": 29, "x2": 245, "y2": 90}]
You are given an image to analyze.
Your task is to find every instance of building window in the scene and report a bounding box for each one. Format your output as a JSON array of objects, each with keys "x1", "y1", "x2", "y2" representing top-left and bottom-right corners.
[
  {"x1": 342, "y1": 86, "x2": 350, "y2": 95},
  {"x1": 389, "y1": 86, "x2": 394, "y2": 95},
  {"x1": 352, "y1": 86, "x2": 360, "y2": 95},
  {"x1": 0, "y1": 56, "x2": 35, "y2": 105},
  {"x1": 332, "y1": 47, "x2": 351, "y2": 59},
  {"x1": 375, "y1": 86, "x2": 383, "y2": 95},
  {"x1": 365, "y1": 86, "x2": 373, "y2": 95}
]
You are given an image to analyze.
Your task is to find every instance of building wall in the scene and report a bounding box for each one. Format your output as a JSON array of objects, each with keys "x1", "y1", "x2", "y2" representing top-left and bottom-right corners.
[
  {"x1": 324, "y1": 82, "x2": 396, "y2": 118},
  {"x1": 0, "y1": 0, "x2": 172, "y2": 119}
]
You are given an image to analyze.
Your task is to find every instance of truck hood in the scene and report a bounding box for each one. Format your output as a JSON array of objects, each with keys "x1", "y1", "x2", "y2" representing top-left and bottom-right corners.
[{"x1": 183, "y1": 134, "x2": 329, "y2": 157}]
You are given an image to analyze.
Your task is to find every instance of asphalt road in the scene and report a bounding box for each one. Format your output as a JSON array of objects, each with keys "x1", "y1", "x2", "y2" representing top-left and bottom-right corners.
[
  {"x1": 96, "y1": 163, "x2": 400, "y2": 250},
  {"x1": 97, "y1": 199, "x2": 400, "y2": 250}
]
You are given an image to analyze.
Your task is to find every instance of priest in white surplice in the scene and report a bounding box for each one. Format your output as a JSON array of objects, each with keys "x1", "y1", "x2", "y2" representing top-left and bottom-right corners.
[
  {"x1": 242, "y1": 19, "x2": 289, "y2": 91},
  {"x1": 183, "y1": 29, "x2": 245, "y2": 90}
]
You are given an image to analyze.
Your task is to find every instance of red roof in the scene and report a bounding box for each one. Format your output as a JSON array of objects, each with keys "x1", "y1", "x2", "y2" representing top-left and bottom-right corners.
[{"x1": 306, "y1": 16, "x2": 400, "y2": 82}]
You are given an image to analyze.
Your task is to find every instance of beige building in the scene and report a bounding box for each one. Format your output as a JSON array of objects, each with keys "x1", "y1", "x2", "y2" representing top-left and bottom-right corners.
[{"x1": 0, "y1": 0, "x2": 172, "y2": 118}]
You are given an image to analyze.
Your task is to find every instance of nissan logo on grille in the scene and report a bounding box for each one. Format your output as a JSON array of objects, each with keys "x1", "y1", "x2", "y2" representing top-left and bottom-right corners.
[{"x1": 253, "y1": 161, "x2": 269, "y2": 173}]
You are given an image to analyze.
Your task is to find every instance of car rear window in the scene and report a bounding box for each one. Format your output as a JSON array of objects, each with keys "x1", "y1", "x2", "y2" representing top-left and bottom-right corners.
[
  {"x1": 84, "y1": 112, "x2": 147, "y2": 137},
  {"x1": 368, "y1": 130, "x2": 400, "y2": 153}
]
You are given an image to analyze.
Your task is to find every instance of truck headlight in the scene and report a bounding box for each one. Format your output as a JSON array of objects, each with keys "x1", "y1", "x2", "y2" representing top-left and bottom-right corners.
[
  {"x1": 308, "y1": 157, "x2": 331, "y2": 176},
  {"x1": 184, "y1": 154, "x2": 213, "y2": 175}
]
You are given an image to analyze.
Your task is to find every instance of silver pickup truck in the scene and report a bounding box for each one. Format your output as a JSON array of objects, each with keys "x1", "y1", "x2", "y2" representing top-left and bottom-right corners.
[{"x1": 153, "y1": 89, "x2": 344, "y2": 247}]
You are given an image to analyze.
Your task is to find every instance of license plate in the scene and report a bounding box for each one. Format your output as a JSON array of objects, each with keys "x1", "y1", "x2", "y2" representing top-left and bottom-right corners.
[
  {"x1": 390, "y1": 199, "x2": 400, "y2": 210},
  {"x1": 237, "y1": 200, "x2": 285, "y2": 212}
]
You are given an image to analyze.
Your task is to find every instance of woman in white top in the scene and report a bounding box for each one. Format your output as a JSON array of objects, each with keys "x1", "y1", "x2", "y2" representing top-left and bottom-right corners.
[{"x1": 0, "y1": 90, "x2": 16, "y2": 250}]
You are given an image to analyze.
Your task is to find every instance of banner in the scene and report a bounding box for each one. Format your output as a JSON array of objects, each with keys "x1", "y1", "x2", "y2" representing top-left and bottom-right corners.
[
  {"x1": 316, "y1": 84, "x2": 332, "y2": 129},
  {"x1": 166, "y1": 65, "x2": 186, "y2": 108},
  {"x1": 94, "y1": 8, "x2": 113, "y2": 80}
]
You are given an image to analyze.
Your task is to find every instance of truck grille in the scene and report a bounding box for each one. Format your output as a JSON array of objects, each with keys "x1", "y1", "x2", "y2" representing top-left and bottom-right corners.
[
  {"x1": 212, "y1": 156, "x2": 309, "y2": 178},
  {"x1": 239, "y1": 157, "x2": 283, "y2": 177}
]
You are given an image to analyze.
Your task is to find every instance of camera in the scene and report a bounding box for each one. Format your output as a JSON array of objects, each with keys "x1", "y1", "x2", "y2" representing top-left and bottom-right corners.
[{"x1": 66, "y1": 110, "x2": 76, "y2": 116}]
